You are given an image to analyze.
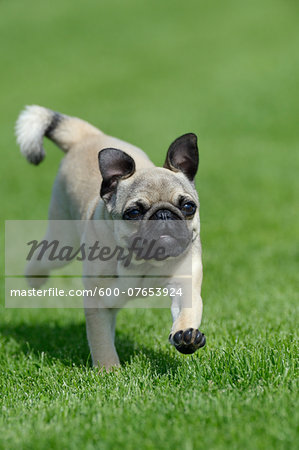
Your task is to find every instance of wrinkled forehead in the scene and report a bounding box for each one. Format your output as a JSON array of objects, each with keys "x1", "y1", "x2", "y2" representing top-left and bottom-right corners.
[{"x1": 117, "y1": 167, "x2": 195, "y2": 205}]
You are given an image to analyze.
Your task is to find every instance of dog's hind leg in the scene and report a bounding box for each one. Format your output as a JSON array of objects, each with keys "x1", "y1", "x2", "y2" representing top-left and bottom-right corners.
[{"x1": 25, "y1": 180, "x2": 80, "y2": 288}]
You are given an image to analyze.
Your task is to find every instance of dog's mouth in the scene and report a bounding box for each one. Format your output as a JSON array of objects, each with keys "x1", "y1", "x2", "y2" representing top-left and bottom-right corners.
[{"x1": 127, "y1": 215, "x2": 192, "y2": 261}]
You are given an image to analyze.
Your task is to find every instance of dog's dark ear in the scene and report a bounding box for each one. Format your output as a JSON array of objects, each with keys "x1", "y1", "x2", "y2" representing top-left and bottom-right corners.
[
  {"x1": 98, "y1": 148, "x2": 135, "y2": 201},
  {"x1": 163, "y1": 133, "x2": 199, "y2": 181}
]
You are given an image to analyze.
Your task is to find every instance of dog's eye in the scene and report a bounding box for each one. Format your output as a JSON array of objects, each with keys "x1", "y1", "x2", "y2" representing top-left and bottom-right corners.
[
  {"x1": 123, "y1": 208, "x2": 142, "y2": 220},
  {"x1": 181, "y1": 201, "x2": 196, "y2": 216}
]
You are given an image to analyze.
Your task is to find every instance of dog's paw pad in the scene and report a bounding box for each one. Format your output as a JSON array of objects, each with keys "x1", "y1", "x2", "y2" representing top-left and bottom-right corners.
[
  {"x1": 169, "y1": 328, "x2": 206, "y2": 354},
  {"x1": 173, "y1": 330, "x2": 183, "y2": 345},
  {"x1": 183, "y1": 328, "x2": 193, "y2": 344}
]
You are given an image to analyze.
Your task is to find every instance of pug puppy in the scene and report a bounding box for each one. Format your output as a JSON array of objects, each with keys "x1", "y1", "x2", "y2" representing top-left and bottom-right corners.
[{"x1": 16, "y1": 105, "x2": 206, "y2": 369}]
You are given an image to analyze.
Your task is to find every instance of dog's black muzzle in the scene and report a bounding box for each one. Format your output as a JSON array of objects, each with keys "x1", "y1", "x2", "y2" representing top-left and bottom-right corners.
[
  {"x1": 149, "y1": 208, "x2": 180, "y2": 221},
  {"x1": 128, "y1": 208, "x2": 192, "y2": 260}
]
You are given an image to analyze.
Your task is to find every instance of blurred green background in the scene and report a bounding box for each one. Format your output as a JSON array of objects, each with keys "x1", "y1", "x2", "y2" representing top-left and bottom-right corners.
[{"x1": 0, "y1": 0, "x2": 298, "y2": 448}]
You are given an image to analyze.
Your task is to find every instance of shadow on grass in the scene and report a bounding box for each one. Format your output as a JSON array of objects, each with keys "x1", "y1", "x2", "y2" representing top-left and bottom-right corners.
[{"x1": 1, "y1": 322, "x2": 181, "y2": 375}]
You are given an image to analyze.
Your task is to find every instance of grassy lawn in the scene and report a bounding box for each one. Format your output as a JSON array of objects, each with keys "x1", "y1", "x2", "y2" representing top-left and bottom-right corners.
[{"x1": 0, "y1": 0, "x2": 298, "y2": 448}]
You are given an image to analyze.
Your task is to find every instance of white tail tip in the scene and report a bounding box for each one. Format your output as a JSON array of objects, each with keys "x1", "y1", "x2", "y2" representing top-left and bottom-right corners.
[{"x1": 15, "y1": 105, "x2": 54, "y2": 165}]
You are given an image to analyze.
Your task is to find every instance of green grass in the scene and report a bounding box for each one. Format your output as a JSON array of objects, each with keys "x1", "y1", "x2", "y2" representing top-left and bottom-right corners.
[{"x1": 0, "y1": 0, "x2": 299, "y2": 448}]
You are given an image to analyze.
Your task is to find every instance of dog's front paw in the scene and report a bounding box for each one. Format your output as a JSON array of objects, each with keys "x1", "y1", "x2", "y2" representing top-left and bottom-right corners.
[{"x1": 169, "y1": 328, "x2": 206, "y2": 354}]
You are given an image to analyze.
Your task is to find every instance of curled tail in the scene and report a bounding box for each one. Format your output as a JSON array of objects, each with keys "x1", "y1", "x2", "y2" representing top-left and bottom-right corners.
[{"x1": 15, "y1": 105, "x2": 100, "y2": 165}]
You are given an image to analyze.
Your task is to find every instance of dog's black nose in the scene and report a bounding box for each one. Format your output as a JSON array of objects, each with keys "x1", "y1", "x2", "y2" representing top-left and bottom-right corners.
[{"x1": 150, "y1": 209, "x2": 179, "y2": 220}]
